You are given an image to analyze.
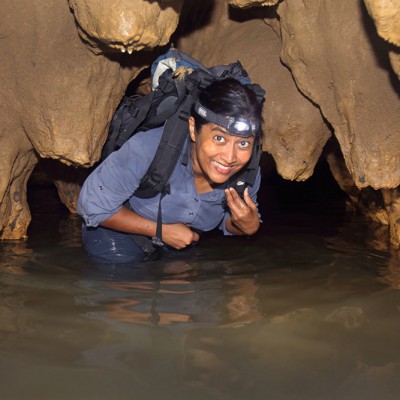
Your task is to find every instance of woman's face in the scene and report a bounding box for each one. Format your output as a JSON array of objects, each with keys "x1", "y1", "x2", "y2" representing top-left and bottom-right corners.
[{"x1": 189, "y1": 117, "x2": 255, "y2": 185}]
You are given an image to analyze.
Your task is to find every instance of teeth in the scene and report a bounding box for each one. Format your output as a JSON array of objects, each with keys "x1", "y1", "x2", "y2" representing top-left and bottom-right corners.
[
  {"x1": 121, "y1": 48, "x2": 126, "y2": 53},
  {"x1": 127, "y1": 48, "x2": 133, "y2": 54},
  {"x1": 213, "y1": 161, "x2": 230, "y2": 170}
]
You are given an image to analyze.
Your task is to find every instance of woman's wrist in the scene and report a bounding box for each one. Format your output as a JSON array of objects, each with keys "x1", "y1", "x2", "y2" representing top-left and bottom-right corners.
[{"x1": 226, "y1": 217, "x2": 259, "y2": 236}]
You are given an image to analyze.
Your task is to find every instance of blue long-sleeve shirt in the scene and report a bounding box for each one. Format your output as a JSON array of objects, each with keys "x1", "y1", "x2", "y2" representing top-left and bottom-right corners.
[{"x1": 77, "y1": 126, "x2": 261, "y2": 235}]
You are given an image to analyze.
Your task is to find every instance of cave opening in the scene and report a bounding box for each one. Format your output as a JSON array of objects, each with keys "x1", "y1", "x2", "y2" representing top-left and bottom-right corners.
[
  {"x1": 28, "y1": 160, "x2": 70, "y2": 217},
  {"x1": 259, "y1": 150, "x2": 347, "y2": 220},
  {"x1": 27, "y1": 149, "x2": 348, "y2": 240}
]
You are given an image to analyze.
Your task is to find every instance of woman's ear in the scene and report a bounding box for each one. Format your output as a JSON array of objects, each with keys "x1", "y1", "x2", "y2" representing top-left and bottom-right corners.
[{"x1": 188, "y1": 116, "x2": 196, "y2": 142}]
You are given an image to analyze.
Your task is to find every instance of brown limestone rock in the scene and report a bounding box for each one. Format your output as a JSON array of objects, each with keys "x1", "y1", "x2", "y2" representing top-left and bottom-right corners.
[
  {"x1": 0, "y1": 0, "x2": 180, "y2": 239},
  {"x1": 0, "y1": 133, "x2": 38, "y2": 240},
  {"x1": 326, "y1": 143, "x2": 400, "y2": 248},
  {"x1": 68, "y1": 0, "x2": 183, "y2": 54},
  {"x1": 388, "y1": 50, "x2": 400, "y2": 81},
  {"x1": 364, "y1": 0, "x2": 400, "y2": 79},
  {"x1": 228, "y1": 0, "x2": 279, "y2": 8},
  {"x1": 278, "y1": 0, "x2": 400, "y2": 190},
  {"x1": 177, "y1": 0, "x2": 330, "y2": 181},
  {"x1": 364, "y1": 0, "x2": 400, "y2": 45},
  {"x1": 326, "y1": 145, "x2": 390, "y2": 227}
]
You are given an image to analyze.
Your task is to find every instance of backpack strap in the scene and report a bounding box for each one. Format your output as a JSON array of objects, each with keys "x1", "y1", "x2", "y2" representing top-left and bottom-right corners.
[
  {"x1": 152, "y1": 190, "x2": 168, "y2": 248},
  {"x1": 132, "y1": 85, "x2": 200, "y2": 249},
  {"x1": 134, "y1": 89, "x2": 197, "y2": 199},
  {"x1": 101, "y1": 92, "x2": 156, "y2": 160},
  {"x1": 101, "y1": 101, "x2": 126, "y2": 159},
  {"x1": 114, "y1": 94, "x2": 155, "y2": 149},
  {"x1": 101, "y1": 70, "x2": 188, "y2": 161},
  {"x1": 142, "y1": 73, "x2": 187, "y2": 129}
]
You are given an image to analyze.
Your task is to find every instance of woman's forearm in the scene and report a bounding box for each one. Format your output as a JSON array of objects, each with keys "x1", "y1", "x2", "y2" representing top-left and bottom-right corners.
[
  {"x1": 100, "y1": 207, "x2": 200, "y2": 249},
  {"x1": 100, "y1": 207, "x2": 157, "y2": 237}
]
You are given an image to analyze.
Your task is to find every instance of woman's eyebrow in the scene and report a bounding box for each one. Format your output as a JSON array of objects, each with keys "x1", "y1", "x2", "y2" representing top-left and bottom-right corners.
[
  {"x1": 235, "y1": 134, "x2": 256, "y2": 141},
  {"x1": 210, "y1": 126, "x2": 228, "y2": 134}
]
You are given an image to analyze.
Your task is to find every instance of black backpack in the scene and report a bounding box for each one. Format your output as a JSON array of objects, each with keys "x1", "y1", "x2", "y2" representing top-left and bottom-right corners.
[{"x1": 102, "y1": 49, "x2": 265, "y2": 251}]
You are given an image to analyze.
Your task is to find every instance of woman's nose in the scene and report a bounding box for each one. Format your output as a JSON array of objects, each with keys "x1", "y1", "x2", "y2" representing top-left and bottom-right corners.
[{"x1": 221, "y1": 143, "x2": 237, "y2": 164}]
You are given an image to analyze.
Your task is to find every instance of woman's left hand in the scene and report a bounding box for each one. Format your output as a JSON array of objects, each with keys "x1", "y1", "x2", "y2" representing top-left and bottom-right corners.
[{"x1": 225, "y1": 187, "x2": 260, "y2": 236}]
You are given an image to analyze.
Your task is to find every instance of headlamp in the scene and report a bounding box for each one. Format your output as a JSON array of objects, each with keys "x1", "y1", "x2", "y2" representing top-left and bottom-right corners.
[{"x1": 194, "y1": 101, "x2": 259, "y2": 138}]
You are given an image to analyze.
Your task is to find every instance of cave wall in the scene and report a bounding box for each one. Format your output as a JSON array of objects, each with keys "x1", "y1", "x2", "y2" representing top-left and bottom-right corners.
[
  {"x1": 177, "y1": 0, "x2": 400, "y2": 189},
  {"x1": 0, "y1": 0, "x2": 182, "y2": 238},
  {"x1": 1, "y1": 0, "x2": 400, "y2": 244},
  {"x1": 278, "y1": 0, "x2": 400, "y2": 190}
]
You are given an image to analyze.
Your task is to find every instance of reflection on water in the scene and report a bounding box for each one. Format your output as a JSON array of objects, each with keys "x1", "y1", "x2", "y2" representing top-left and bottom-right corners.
[{"x1": 1, "y1": 187, "x2": 400, "y2": 399}]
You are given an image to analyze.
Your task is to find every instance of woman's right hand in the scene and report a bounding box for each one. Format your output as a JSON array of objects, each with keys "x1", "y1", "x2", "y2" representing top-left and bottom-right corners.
[{"x1": 162, "y1": 224, "x2": 200, "y2": 249}]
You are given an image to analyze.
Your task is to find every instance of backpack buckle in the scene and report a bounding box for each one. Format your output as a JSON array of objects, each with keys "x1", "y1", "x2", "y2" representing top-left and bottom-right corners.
[
  {"x1": 128, "y1": 104, "x2": 139, "y2": 118},
  {"x1": 151, "y1": 236, "x2": 164, "y2": 248},
  {"x1": 179, "y1": 110, "x2": 190, "y2": 122},
  {"x1": 198, "y1": 75, "x2": 213, "y2": 90}
]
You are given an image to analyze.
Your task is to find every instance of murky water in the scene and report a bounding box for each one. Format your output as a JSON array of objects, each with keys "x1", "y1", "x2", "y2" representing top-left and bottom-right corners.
[{"x1": 1, "y1": 185, "x2": 400, "y2": 400}]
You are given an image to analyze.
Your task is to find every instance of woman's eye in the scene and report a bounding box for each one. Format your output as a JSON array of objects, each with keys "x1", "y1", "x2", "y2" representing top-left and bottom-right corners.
[
  {"x1": 214, "y1": 135, "x2": 225, "y2": 143},
  {"x1": 238, "y1": 141, "x2": 250, "y2": 148}
]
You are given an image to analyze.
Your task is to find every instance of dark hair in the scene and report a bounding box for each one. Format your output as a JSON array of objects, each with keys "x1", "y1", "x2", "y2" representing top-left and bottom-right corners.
[{"x1": 191, "y1": 78, "x2": 263, "y2": 138}]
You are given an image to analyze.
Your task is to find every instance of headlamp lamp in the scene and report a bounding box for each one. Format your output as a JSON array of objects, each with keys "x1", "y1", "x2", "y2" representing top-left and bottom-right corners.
[{"x1": 194, "y1": 101, "x2": 259, "y2": 138}]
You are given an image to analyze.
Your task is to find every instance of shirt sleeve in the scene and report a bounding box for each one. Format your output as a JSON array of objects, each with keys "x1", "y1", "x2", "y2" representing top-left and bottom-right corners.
[
  {"x1": 77, "y1": 130, "x2": 159, "y2": 227},
  {"x1": 219, "y1": 167, "x2": 262, "y2": 236}
]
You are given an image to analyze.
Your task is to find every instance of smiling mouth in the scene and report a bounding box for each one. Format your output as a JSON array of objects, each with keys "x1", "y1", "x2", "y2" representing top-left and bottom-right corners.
[{"x1": 211, "y1": 160, "x2": 236, "y2": 175}]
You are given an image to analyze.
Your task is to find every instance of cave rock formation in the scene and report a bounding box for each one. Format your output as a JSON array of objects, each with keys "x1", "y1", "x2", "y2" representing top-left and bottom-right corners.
[
  {"x1": 0, "y1": 0, "x2": 182, "y2": 239},
  {"x1": 1, "y1": 0, "x2": 400, "y2": 246}
]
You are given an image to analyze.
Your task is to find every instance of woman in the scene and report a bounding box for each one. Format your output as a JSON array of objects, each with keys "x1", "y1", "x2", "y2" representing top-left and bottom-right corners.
[{"x1": 78, "y1": 78, "x2": 263, "y2": 262}]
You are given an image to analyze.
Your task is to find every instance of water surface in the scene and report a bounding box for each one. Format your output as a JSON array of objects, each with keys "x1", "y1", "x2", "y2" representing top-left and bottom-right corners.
[{"x1": 1, "y1": 186, "x2": 400, "y2": 400}]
